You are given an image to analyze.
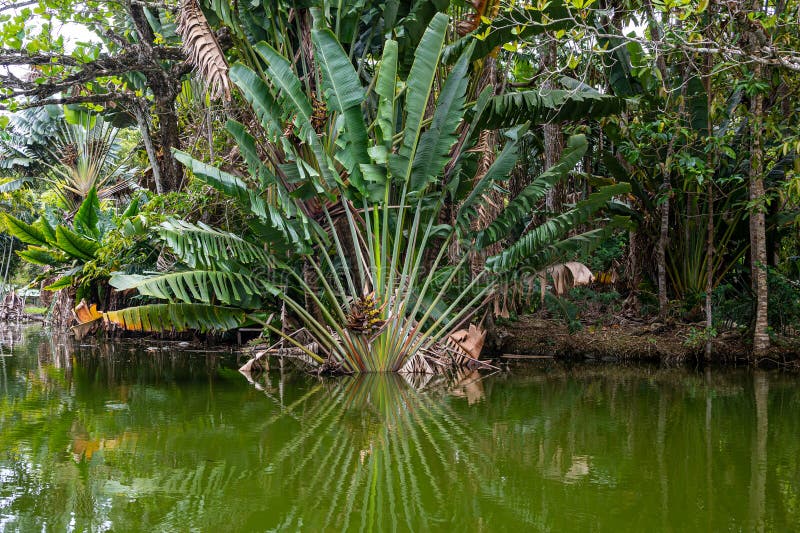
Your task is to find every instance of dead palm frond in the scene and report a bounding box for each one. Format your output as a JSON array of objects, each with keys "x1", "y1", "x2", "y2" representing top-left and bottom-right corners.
[{"x1": 178, "y1": 0, "x2": 232, "y2": 101}]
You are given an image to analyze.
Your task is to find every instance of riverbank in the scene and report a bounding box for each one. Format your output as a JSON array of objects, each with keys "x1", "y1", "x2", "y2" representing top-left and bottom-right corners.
[
  {"x1": 491, "y1": 315, "x2": 800, "y2": 366},
  {"x1": 6, "y1": 314, "x2": 799, "y2": 368}
]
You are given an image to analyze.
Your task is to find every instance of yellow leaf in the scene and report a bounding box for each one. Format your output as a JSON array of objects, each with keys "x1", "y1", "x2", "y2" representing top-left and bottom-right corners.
[{"x1": 568, "y1": 54, "x2": 580, "y2": 70}]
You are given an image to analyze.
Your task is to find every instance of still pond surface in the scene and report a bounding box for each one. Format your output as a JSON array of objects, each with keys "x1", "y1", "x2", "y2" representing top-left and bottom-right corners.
[{"x1": 0, "y1": 326, "x2": 798, "y2": 532}]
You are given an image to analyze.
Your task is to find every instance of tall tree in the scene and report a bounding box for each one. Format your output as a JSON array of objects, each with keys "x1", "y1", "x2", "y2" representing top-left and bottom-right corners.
[
  {"x1": 543, "y1": 40, "x2": 565, "y2": 214},
  {"x1": 0, "y1": 0, "x2": 204, "y2": 192},
  {"x1": 743, "y1": 0, "x2": 771, "y2": 355}
]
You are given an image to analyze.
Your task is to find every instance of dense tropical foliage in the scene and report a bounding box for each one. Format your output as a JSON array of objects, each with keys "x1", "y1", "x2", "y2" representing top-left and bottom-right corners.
[{"x1": 1, "y1": 0, "x2": 799, "y2": 365}]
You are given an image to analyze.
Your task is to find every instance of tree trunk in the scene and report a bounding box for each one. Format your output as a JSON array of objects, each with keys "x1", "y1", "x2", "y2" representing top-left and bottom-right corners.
[
  {"x1": 705, "y1": 183, "x2": 715, "y2": 359},
  {"x1": 749, "y1": 64, "x2": 770, "y2": 356},
  {"x1": 656, "y1": 177, "x2": 670, "y2": 318},
  {"x1": 1, "y1": 238, "x2": 12, "y2": 288},
  {"x1": 643, "y1": 0, "x2": 674, "y2": 319},
  {"x1": 152, "y1": 88, "x2": 184, "y2": 192},
  {"x1": 543, "y1": 41, "x2": 565, "y2": 213},
  {"x1": 133, "y1": 100, "x2": 164, "y2": 194},
  {"x1": 128, "y1": 0, "x2": 184, "y2": 192},
  {"x1": 704, "y1": 48, "x2": 714, "y2": 360}
]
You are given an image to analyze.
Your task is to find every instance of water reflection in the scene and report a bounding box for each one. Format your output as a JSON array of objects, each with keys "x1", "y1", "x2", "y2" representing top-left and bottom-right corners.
[{"x1": 0, "y1": 328, "x2": 798, "y2": 532}]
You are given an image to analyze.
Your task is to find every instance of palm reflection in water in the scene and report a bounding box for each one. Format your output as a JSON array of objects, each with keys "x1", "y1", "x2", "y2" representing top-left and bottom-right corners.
[{"x1": 251, "y1": 369, "x2": 497, "y2": 531}]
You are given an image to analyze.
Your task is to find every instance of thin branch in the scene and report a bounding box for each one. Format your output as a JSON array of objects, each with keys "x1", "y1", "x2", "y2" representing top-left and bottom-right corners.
[{"x1": 0, "y1": 92, "x2": 133, "y2": 110}]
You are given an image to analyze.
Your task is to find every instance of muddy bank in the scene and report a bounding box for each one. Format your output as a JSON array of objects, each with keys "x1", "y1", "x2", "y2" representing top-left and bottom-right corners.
[{"x1": 491, "y1": 316, "x2": 800, "y2": 365}]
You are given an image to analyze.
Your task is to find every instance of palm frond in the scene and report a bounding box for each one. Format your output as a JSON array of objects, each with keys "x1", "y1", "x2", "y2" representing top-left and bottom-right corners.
[
  {"x1": 409, "y1": 40, "x2": 474, "y2": 192},
  {"x1": 104, "y1": 303, "x2": 246, "y2": 333},
  {"x1": 178, "y1": 0, "x2": 232, "y2": 100},
  {"x1": 474, "y1": 90, "x2": 625, "y2": 132},
  {"x1": 486, "y1": 188, "x2": 631, "y2": 273},
  {"x1": 0, "y1": 177, "x2": 32, "y2": 192},
  {"x1": 311, "y1": 20, "x2": 370, "y2": 193},
  {"x1": 474, "y1": 134, "x2": 589, "y2": 248},
  {"x1": 388, "y1": 12, "x2": 448, "y2": 183},
  {"x1": 159, "y1": 219, "x2": 273, "y2": 268},
  {"x1": 110, "y1": 270, "x2": 277, "y2": 307}
]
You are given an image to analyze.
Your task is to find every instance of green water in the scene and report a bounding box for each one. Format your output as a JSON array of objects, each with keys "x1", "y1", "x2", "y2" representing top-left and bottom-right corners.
[{"x1": 1, "y1": 326, "x2": 798, "y2": 532}]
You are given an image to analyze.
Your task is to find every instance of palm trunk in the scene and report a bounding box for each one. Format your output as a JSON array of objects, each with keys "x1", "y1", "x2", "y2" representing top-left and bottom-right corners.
[
  {"x1": 704, "y1": 47, "x2": 714, "y2": 360},
  {"x1": 643, "y1": 0, "x2": 674, "y2": 319},
  {"x1": 543, "y1": 41, "x2": 565, "y2": 213},
  {"x1": 749, "y1": 64, "x2": 770, "y2": 356}
]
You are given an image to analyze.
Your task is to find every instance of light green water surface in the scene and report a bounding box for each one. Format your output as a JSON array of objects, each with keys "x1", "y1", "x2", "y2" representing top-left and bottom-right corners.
[{"x1": 1, "y1": 326, "x2": 798, "y2": 532}]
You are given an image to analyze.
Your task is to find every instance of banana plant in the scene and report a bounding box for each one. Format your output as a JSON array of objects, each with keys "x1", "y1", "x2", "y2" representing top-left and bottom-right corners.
[{"x1": 109, "y1": 12, "x2": 629, "y2": 372}]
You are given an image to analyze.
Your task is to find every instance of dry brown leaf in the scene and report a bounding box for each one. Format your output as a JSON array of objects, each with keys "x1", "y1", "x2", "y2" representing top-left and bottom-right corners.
[{"x1": 178, "y1": 0, "x2": 232, "y2": 100}]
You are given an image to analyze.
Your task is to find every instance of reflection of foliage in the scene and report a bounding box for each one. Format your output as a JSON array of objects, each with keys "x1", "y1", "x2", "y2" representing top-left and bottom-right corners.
[{"x1": 2, "y1": 330, "x2": 800, "y2": 531}]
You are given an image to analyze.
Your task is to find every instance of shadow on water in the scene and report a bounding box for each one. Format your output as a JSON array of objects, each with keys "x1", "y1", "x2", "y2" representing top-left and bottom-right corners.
[{"x1": 1, "y1": 325, "x2": 799, "y2": 532}]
